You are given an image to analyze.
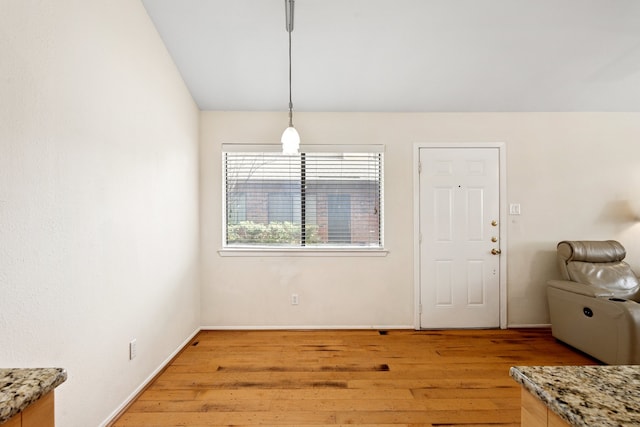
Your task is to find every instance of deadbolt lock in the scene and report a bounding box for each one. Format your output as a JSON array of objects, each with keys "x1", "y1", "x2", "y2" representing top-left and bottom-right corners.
[
  {"x1": 491, "y1": 220, "x2": 498, "y2": 226},
  {"x1": 491, "y1": 237, "x2": 498, "y2": 242}
]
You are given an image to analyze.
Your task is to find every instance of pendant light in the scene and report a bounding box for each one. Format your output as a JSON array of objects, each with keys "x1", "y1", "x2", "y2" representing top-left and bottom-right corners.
[{"x1": 281, "y1": 0, "x2": 300, "y2": 155}]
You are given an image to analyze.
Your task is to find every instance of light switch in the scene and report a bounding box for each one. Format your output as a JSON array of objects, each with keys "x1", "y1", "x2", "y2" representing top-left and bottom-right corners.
[{"x1": 509, "y1": 203, "x2": 521, "y2": 215}]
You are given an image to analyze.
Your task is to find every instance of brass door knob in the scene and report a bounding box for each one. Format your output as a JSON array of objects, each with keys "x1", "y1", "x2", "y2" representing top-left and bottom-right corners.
[
  {"x1": 491, "y1": 248, "x2": 502, "y2": 255},
  {"x1": 491, "y1": 220, "x2": 498, "y2": 226}
]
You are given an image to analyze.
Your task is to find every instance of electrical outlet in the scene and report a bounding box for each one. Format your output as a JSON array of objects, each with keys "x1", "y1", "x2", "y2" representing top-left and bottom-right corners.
[
  {"x1": 291, "y1": 294, "x2": 299, "y2": 305},
  {"x1": 129, "y1": 339, "x2": 137, "y2": 360}
]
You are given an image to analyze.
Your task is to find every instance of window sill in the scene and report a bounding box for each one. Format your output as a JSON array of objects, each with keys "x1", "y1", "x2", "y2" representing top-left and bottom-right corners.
[{"x1": 218, "y1": 248, "x2": 389, "y2": 257}]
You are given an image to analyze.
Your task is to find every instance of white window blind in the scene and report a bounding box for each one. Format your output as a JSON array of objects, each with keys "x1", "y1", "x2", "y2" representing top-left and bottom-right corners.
[{"x1": 223, "y1": 144, "x2": 383, "y2": 249}]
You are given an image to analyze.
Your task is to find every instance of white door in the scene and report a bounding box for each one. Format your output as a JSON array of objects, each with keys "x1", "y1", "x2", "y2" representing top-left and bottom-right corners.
[{"x1": 419, "y1": 147, "x2": 501, "y2": 328}]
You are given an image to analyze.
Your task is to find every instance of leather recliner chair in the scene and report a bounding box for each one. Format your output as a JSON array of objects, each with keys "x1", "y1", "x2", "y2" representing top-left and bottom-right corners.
[{"x1": 547, "y1": 240, "x2": 640, "y2": 364}]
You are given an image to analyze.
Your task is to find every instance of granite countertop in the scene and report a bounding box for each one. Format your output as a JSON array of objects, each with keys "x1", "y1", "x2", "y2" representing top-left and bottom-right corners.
[
  {"x1": 510, "y1": 365, "x2": 640, "y2": 427},
  {"x1": 0, "y1": 368, "x2": 67, "y2": 424}
]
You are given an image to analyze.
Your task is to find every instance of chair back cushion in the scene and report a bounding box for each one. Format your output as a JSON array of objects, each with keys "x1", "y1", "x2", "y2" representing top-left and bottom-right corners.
[{"x1": 557, "y1": 240, "x2": 640, "y2": 299}]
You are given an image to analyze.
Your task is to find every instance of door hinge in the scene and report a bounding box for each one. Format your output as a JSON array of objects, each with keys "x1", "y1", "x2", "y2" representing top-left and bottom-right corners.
[{"x1": 418, "y1": 161, "x2": 422, "y2": 174}]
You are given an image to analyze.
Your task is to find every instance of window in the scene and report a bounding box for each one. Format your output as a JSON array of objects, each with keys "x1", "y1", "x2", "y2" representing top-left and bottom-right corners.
[{"x1": 223, "y1": 144, "x2": 383, "y2": 249}]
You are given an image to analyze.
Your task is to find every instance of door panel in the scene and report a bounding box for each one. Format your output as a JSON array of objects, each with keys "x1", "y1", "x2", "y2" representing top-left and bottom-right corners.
[
  {"x1": 419, "y1": 147, "x2": 500, "y2": 328},
  {"x1": 467, "y1": 260, "x2": 484, "y2": 305},
  {"x1": 435, "y1": 260, "x2": 453, "y2": 305}
]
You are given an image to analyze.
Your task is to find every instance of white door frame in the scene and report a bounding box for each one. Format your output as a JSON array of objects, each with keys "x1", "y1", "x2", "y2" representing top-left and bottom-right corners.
[{"x1": 413, "y1": 142, "x2": 507, "y2": 329}]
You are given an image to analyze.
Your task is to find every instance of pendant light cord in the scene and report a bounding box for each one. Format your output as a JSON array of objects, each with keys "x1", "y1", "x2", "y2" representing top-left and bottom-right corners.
[{"x1": 287, "y1": 24, "x2": 294, "y2": 127}]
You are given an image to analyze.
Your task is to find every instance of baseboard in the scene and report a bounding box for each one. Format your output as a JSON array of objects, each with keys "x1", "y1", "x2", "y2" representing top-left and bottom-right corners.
[
  {"x1": 202, "y1": 324, "x2": 552, "y2": 330},
  {"x1": 101, "y1": 327, "x2": 201, "y2": 427},
  {"x1": 507, "y1": 323, "x2": 552, "y2": 328},
  {"x1": 200, "y1": 324, "x2": 415, "y2": 330}
]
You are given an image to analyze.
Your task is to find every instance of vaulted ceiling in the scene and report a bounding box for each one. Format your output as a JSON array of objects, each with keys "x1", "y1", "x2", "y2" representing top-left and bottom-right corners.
[{"x1": 142, "y1": 0, "x2": 640, "y2": 112}]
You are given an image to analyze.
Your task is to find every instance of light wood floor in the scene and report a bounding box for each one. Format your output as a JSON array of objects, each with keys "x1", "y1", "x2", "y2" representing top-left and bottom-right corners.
[{"x1": 111, "y1": 328, "x2": 597, "y2": 427}]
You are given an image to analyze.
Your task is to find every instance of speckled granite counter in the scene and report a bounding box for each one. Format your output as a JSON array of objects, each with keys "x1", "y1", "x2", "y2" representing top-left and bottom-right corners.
[
  {"x1": 0, "y1": 368, "x2": 67, "y2": 424},
  {"x1": 510, "y1": 365, "x2": 640, "y2": 427}
]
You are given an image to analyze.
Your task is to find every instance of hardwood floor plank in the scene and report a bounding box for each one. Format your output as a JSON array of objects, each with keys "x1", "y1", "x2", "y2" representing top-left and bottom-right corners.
[
  {"x1": 114, "y1": 410, "x2": 338, "y2": 426},
  {"x1": 334, "y1": 409, "x2": 521, "y2": 424},
  {"x1": 411, "y1": 387, "x2": 516, "y2": 399},
  {"x1": 110, "y1": 328, "x2": 597, "y2": 426}
]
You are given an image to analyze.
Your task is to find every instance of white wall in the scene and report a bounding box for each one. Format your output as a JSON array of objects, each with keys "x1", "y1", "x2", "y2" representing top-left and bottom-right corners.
[
  {"x1": 201, "y1": 111, "x2": 640, "y2": 328},
  {"x1": 0, "y1": 2, "x2": 200, "y2": 426}
]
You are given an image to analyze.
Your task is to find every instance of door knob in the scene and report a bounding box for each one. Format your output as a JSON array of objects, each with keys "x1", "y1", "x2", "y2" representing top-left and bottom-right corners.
[
  {"x1": 491, "y1": 248, "x2": 502, "y2": 255},
  {"x1": 491, "y1": 220, "x2": 498, "y2": 226}
]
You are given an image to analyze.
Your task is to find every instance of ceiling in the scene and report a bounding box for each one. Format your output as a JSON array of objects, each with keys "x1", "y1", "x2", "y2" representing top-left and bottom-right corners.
[{"x1": 142, "y1": 0, "x2": 640, "y2": 112}]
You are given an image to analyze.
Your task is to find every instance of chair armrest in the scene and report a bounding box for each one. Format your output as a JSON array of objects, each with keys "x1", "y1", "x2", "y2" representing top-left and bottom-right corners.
[{"x1": 547, "y1": 280, "x2": 615, "y2": 298}]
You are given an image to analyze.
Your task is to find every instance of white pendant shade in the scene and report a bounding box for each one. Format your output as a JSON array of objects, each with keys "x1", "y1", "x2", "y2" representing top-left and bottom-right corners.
[{"x1": 281, "y1": 126, "x2": 300, "y2": 155}]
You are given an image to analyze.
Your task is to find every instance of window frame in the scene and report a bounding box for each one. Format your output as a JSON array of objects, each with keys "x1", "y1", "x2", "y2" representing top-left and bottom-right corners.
[{"x1": 220, "y1": 143, "x2": 387, "y2": 257}]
